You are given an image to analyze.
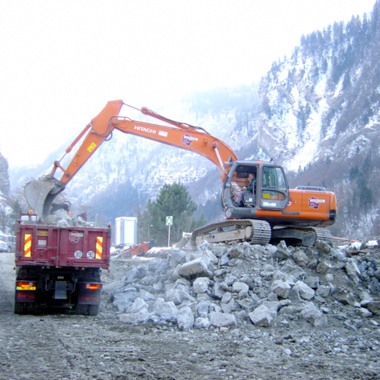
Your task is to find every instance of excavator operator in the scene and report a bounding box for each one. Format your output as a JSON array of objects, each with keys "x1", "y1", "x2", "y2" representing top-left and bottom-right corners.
[{"x1": 232, "y1": 171, "x2": 256, "y2": 207}]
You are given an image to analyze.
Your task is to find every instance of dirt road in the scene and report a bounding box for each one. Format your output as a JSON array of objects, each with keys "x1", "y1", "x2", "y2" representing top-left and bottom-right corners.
[{"x1": 1, "y1": 251, "x2": 379, "y2": 380}]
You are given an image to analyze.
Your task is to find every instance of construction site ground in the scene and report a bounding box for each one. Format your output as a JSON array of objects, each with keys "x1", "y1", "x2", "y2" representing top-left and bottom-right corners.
[{"x1": 1, "y1": 250, "x2": 379, "y2": 380}]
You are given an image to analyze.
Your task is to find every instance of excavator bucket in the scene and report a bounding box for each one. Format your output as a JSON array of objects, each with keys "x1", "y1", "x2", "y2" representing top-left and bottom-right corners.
[{"x1": 24, "y1": 175, "x2": 65, "y2": 219}]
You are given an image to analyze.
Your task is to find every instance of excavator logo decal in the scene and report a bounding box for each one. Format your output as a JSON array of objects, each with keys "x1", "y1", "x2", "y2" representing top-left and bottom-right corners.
[
  {"x1": 309, "y1": 197, "x2": 325, "y2": 209},
  {"x1": 134, "y1": 125, "x2": 157, "y2": 135},
  {"x1": 182, "y1": 134, "x2": 198, "y2": 146}
]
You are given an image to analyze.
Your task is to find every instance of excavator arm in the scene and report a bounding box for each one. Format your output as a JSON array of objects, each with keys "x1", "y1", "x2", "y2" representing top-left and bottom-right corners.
[
  {"x1": 25, "y1": 100, "x2": 238, "y2": 218},
  {"x1": 56, "y1": 99, "x2": 237, "y2": 185}
]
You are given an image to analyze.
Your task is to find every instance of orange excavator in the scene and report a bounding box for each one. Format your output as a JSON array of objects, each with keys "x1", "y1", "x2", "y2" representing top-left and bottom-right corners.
[{"x1": 24, "y1": 100, "x2": 337, "y2": 246}]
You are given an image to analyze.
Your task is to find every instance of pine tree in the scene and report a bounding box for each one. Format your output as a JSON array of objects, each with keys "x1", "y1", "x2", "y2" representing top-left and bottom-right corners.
[{"x1": 138, "y1": 183, "x2": 205, "y2": 246}]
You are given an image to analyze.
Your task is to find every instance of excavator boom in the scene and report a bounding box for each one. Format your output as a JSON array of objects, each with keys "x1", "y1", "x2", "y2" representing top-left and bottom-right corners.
[{"x1": 24, "y1": 100, "x2": 238, "y2": 217}]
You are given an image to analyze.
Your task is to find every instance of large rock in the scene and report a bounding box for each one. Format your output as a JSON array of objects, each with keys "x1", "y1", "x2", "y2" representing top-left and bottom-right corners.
[
  {"x1": 153, "y1": 298, "x2": 178, "y2": 322},
  {"x1": 271, "y1": 280, "x2": 291, "y2": 299},
  {"x1": 119, "y1": 309, "x2": 150, "y2": 324},
  {"x1": 300, "y1": 302, "x2": 326, "y2": 327},
  {"x1": 249, "y1": 304, "x2": 275, "y2": 327},
  {"x1": 130, "y1": 297, "x2": 148, "y2": 313},
  {"x1": 292, "y1": 281, "x2": 315, "y2": 300},
  {"x1": 232, "y1": 281, "x2": 249, "y2": 298},
  {"x1": 197, "y1": 300, "x2": 210, "y2": 318},
  {"x1": 125, "y1": 266, "x2": 148, "y2": 284},
  {"x1": 177, "y1": 257, "x2": 211, "y2": 279},
  {"x1": 177, "y1": 306, "x2": 195, "y2": 330},
  {"x1": 165, "y1": 288, "x2": 188, "y2": 305},
  {"x1": 345, "y1": 259, "x2": 361, "y2": 284},
  {"x1": 363, "y1": 301, "x2": 380, "y2": 315},
  {"x1": 113, "y1": 290, "x2": 139, "y2": 312},
  {"x1": 292, "y1": 249, "x2": 310, "y2": 267},
  {"x1": 209, "y1": 311, "x2": 237, "y2": 327},
  {"x1": 193, "y1": 277, "x2": 210, "y2": 294}
]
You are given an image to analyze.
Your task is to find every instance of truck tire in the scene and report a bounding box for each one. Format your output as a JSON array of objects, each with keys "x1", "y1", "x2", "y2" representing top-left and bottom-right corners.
[
  {"x1": 75, "y1": 304, "x2": 99, "y2": 316},
  {"x1": 14, "y1": 302, "x2": 26, "y2": 314},
  {"x1": 88, "y1": 304, "x2": 99, "y2": 316},
  {"x1": 14, "y1": 301, "x2": 37, "y2": 314},
  {"x1": 75, "y1": 304, "x2": 88, "y2": 315}
]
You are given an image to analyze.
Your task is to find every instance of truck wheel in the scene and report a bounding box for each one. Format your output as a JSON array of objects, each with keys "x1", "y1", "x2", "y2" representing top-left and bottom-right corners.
[
  {"x1": 75, "y1": 304, "x2": 88, "y2": 315},
  {"x1": 75, "y1": 304, "x2": 99, "y2": 316},
  {"x1": 14, "y1": 302, "x2": 26, "y2": 314},
  {"x1": 87, "y1": 304, "x2": 99, "y2": 316}
]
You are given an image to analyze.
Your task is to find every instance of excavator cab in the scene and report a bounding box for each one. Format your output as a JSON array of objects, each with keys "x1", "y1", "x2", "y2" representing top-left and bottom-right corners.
[{"x1": 222, "y1": 161, "x2": 289, "y2": 219}]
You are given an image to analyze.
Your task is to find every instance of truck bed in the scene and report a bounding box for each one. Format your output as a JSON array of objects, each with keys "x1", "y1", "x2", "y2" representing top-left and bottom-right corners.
[{"x1": 15, "y1": 223, "x2": 111, "y2": 269}]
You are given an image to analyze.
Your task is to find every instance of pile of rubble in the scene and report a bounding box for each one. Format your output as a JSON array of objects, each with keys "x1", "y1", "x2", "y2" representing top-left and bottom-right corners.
[
  {"x1": 44, "y1": 209, "x2": 91, "y2": 228},
  {"x1": 104, "y1": 239, "x2": 380, "y2": 330}
]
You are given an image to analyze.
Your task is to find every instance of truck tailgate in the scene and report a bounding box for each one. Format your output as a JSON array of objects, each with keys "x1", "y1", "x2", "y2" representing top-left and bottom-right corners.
[{"x1": 16, "y1": 224, "x2": 110, "y2": 269}]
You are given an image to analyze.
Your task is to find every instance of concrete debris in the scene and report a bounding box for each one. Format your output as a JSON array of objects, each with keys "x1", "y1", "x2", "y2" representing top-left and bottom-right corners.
[
  {"x1": 44, "y1": 208, "x2": 93, "y2": 227},
  {"x1": 209, "y1": 311, "x2": 237, "y2": 328},
  {"x1": 271, "y1": 280, "x2": 291, "y2": 299},
  {"x1": 292, "y1": 280, "x2": 315, "y2": 301},
  {"x1": 104, "y1": 239, "x2": 380, "y2": 330},
  {"x1": 249, "y1": 304, "x2": 275, "y2": 327}
]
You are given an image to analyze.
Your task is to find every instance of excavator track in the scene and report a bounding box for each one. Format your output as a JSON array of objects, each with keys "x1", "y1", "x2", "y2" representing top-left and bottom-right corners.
[
  {"x1": 271, "y1": 226, "x2": 333, "y2": 247},
  {"x1": 191, "y1": 219, "x2": 271, "y2": 247},
  {"x1": 313, "y1": 227, "x2": 333, "y2": 242},
  {"x1": 190, "y1": 221, "x2": 333, "y2": 248}
]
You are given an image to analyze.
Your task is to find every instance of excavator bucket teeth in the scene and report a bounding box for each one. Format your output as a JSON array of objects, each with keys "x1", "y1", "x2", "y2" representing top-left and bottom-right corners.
[{"x1": 24, "y1": 176, "x2": 64, "y2": 218}]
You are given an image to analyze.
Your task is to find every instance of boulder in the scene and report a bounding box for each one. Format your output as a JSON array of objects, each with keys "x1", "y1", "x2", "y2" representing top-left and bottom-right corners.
[
  {"x1": 292, "y1": 249, "x2": 309, "y2": 267},
  {"x1": 249, "y1": 304, "x2": 274, "y2": 327},
  {"x1": 271, "y1": 280, "x2": 291, "y2": 299},
  {"x1": 177, "y1": 306, "x2": 195, "y2": 330},
  {"x1": 153, "y1": 298, "x2": 178, "y2": 322},
  {"x1": 193, "y1": 277, "x2": 210, "y2": 294},
  {"x1": 209, "y1": 311, "x2": 237, "y2": 328},
  {"x1": 300, "y1": 302, "x2": 325, "y2": 327},
  {"x1": 177, "y1": 258, "x2": 211, "y2": 279},
  {"x1": 292, "y1": 281, "x2": 315, "y2": 300},
  {"x1": 232, "y1": 281, "x2": 249, "y2": 298}
]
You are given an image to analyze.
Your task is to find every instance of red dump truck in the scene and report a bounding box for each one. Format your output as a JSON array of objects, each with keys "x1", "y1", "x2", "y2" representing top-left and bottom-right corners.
[{"x1": 14, "y1": 214, "x2": 111, "y2": 315}]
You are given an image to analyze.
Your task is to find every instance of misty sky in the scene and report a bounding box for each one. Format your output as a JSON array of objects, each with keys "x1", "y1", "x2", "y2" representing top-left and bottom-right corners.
[{"x1": 0, "y1": 0, "x2": 376, "y2": 167}]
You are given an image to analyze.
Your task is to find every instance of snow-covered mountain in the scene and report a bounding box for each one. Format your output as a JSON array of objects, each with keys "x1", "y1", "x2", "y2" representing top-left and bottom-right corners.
[
  {"x1": 243, "y1": 1, "x2": 380, "y2": 238},
  {"x1": 4, "y1": 1, "x2": 380, "y2": 239}
]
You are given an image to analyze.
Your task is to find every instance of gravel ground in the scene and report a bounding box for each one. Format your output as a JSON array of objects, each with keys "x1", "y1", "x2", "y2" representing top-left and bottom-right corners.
[{"x1": 1, "y1": 249, "x2": 380, "y2": 380}]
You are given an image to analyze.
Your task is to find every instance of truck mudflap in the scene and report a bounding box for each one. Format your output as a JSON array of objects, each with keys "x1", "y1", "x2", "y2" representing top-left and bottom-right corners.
[
  {"x1": 77, "y1": 282, "x2": 102, "y2": 305},
  {"x1": 75, "y1": 282, "x2": 103, "y2": 316}
]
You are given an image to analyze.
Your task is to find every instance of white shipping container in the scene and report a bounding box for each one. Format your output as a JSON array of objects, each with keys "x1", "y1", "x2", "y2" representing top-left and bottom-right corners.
[{"x1": 115, "y1": 217, "x2": 137, "y2": 246}]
